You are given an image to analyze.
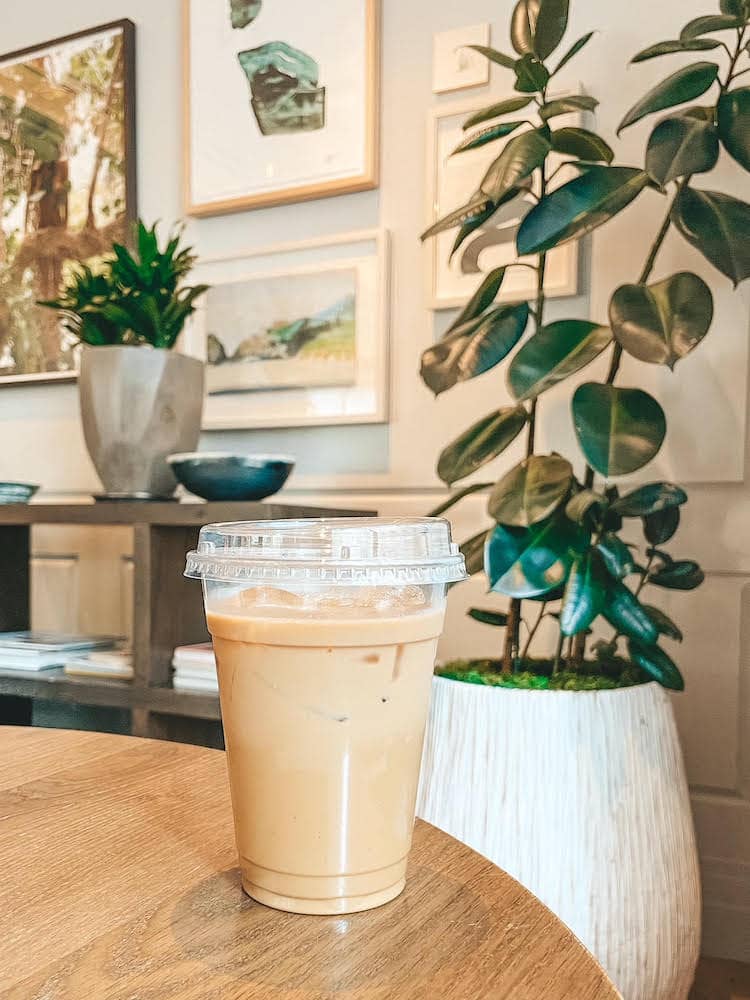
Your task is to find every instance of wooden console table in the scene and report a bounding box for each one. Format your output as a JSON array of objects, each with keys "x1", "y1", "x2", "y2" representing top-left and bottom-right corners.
[{"x1": 0, "y1": 500, "x2": 369, "y2": 743}]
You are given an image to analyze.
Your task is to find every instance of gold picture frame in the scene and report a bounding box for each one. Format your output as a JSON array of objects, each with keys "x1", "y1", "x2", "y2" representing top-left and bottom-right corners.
[{"x1": 183, "y1": 0, "x2": 380, "y2": 217}]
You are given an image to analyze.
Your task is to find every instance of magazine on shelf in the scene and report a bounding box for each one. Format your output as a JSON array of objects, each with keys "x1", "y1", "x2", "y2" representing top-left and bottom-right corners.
[
  {"x1": 0, "y1": 632, "x2": 120, "y2": 653},
  {"x1": 64, "y1": 658, "x2": 134, "y2": 681},
  {"x1": 173, "y1": 675, "x2": 219, "y2": 693},
  {"x1": 172, "y1": 642, "x2": 215, "y2": 669},
  {"x1": 0, "y1": 652, "x2": 70, "y2": 672}
]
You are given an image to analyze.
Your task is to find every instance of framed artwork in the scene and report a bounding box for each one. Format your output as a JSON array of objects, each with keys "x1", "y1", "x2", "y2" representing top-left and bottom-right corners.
[
  {"x1": 425, "y1": 95, "x2": 579, "y2": 310},
  {"x1": 183, "y1": 0, "x2": 380, "y2": 217},
  {"x1": 0, "y1": 21, "x2": 136, "y2": 386},
  {"x1": 432, "y1": 24, "x2": 491, "y2": 94},
  {"x1": 185, "y1": 229, "x2": 390, "y2": 429}
]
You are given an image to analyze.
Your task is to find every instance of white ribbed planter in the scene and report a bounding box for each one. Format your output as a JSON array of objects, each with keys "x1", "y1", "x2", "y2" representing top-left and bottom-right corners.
[{"x1": 417, "y1": 678, "x2": 701, "y2": 1000}]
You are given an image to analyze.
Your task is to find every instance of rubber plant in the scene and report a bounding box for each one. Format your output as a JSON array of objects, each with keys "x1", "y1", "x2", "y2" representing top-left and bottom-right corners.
[
  {"x1": 38, "y1": 221, "x2": 208, "y2": 350},
  {"x1": 422, "y1": 0, "x2": 750, "y2": 691}
]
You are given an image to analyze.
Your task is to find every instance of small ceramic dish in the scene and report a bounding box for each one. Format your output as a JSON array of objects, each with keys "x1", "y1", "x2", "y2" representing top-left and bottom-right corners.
[{"x1": 167, "y1": 453, "x2": 294, "y2": 502}]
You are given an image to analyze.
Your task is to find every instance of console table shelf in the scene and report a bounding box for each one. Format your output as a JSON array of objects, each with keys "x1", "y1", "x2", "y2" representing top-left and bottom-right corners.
[{"x1": 0, "y1": 500, "x2": 369, "y2": 744}]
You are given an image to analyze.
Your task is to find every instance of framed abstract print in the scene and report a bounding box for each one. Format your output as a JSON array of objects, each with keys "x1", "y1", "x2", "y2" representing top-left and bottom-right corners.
[
  {"x1": 0, "y1": 20, "x2": 136, "y2": 384},
  {"x1": 184, "y1": 0, "x2": 380, "y2": 216},
  {"x1": 184, "y1": 229, "x2": 390, "y2": 429}
]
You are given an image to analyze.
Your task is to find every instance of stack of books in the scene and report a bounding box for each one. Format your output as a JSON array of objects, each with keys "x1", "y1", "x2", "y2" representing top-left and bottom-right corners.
[
  {"x1": 172, "y1": 642, "x2": 218, "y2": 693},
  {"x1": 64, "y1": 649, "x2": 133, "y2": 681},
  {"x1": 0, "y1": 632, "x2": 121, "y2": 673}
]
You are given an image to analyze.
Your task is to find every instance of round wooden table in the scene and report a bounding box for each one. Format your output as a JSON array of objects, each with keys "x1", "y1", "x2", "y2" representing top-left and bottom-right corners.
[{"x1": 0, "y1": 727, "x2": 620, "y2": 999}]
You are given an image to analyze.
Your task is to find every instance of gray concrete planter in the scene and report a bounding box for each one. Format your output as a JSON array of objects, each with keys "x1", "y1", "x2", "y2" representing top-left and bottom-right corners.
[{"x1": 79, "y1": 345, "x2": 205, "y2": 499}]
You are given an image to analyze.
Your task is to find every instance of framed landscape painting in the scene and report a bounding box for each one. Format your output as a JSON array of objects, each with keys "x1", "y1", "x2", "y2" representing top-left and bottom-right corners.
[
  {"x1": 184, "y1": 0, "x2": 380, "y2": 216},
  {"x1": 0, "y1": 20, "x2": 136, "y2": 384},
  {"x1": 185, "y1": 230, "x2": 389, "y2": 429},
  {"x1": 426, "y1": 96, "x2": 578, "y2": 310}
]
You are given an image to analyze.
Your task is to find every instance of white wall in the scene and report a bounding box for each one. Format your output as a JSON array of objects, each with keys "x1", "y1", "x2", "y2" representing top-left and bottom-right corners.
[{"x1": 4, "y1": 0, "x2": 750, "y2": 962}]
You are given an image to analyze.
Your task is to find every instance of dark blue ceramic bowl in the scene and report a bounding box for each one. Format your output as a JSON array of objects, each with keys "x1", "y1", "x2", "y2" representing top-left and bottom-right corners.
[{"x1": 167, "y1": 453, "x2": 294, "y2": 502}]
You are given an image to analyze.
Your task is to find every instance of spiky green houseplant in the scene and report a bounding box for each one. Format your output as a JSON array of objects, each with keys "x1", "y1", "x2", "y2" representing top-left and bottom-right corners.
[
  {"x1": 422, "y1": 0, "x2": 750, "y2": 691},
  {"x1": 38, "y1": 220, "x2": 208, "y2": 349}
]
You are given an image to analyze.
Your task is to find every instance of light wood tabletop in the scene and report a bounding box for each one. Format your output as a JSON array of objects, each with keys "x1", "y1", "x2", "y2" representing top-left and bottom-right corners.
[{"x1": 0, "y1": 726, "x2": 620, "y2": 999}]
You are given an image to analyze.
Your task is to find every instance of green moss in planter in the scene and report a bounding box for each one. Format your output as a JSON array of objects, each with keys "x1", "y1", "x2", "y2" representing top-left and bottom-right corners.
[{"x1": 437, "y1": 658, "x2": 648, "y2": 691}]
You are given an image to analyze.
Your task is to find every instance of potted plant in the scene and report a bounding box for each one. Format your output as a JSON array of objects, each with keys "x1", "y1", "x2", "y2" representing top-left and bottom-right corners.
[
  {"x1": 39, "y1": 221, "x2": 208, "y2": 499},
  {"x1": 416, "y1": 2, "x2": 750, "y2": 997}
]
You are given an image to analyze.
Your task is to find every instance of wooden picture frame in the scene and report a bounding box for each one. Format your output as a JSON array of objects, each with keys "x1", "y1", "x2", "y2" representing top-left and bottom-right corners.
[
  {"x1": 183, "y1": 0, "x2": 380, "y2": 217},
  {"x1": 0, "y1": 20, "x2": 137, "y2": 386},
  {"x1": 182, "y1": 229, "x2": 390, "y2": 429}
]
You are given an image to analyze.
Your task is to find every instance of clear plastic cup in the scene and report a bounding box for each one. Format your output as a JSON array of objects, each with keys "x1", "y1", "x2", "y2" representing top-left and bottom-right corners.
[{"x1": 185, "y1": 517, "x2": 466, "y2": 915}]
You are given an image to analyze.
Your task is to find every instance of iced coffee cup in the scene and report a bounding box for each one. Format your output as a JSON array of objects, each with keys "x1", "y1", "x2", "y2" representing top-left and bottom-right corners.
[{"x1": 184, "y1": 517, "x2": 465, "y2": 915}]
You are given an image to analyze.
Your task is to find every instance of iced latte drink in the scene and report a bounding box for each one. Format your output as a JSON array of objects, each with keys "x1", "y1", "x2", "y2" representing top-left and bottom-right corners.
[{"x1": 185, "y1": 518, "x2": 465, "y2": 915}]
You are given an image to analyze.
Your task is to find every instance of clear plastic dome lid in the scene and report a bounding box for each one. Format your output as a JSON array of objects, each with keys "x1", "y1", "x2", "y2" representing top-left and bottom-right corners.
[{"x1": 184, "y1": 517, "x2": 467, "y2": 586}]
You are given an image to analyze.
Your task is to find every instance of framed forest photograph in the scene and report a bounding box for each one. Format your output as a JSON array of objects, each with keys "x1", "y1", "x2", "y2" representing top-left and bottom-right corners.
[
  {"x1": 0, "y1": 19, "x2": 136, "y2": 385},
  {"x1": 184, "y1": 0, "x2": 379, "y2": 216}
]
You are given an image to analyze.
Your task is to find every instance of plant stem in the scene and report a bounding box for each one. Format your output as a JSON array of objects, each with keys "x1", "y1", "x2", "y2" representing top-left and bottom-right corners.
[
  {"x1": 552, "y1": 629, "x2": 564, "y2": 675},
  {"x1": 635, "y1": 553, "x2": 654, "y2": 598},
  {"x1": 521, "y1": 602, "x2": 547, "y2": 660},
  {"x1": 502, "y1": 155, "x2": 549, "y2": 672},
  {"x1": 502, "y1": 599, "x2": 520, "y2": 675},
  {"x1": 572, "y1": 630, "x2": 587, "y2": 666},
  {"x1": 723, "y1": 25, "x2": 748, "y2": 93}
]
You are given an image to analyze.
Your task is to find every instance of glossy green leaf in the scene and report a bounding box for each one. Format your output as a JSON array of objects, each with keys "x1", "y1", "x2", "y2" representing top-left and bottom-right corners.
[
  {"x1": 437, "y1": 406, "x2": 528, "y2": 485},
  {"x1": 468, "y1": 607, "x2": 510, "y2": 626},
  {"x1": 643, "y1": 605, "x2": 683, "y2": 642},
  {"x1": 612, "y1": 482, "x2": 688, "y2": 516},
  {"x1": 680, "y1": 14, "x2": 743, "y2": 39},
  {"x1": 421, "y1": 193, "x2": 491, "y2": 241},
  {"x1": 451, "y1": 120, "x2": 525, "y2": 156},
  {"x1": 552, "y1": 31, "x2": 594, "y2": 74},
  {"x1": 485, "y1": 515, "x2": 587, "y2": 598},
  {"x1": 488, "y1": 454, "x2": 573, "y2": 526},
  {"x1": 631, "y1": 38, "x2": 722, "y2": 62},
  {"x1": 646, "y1": 546, "x2": 674, "y2": 567},
  {"x1": 560, "y1": 550, "x2": 608, "y2": 635},
  {"x1": 508, "y1": 320, "x2": 612, "y2": 401},
  {"x1": 672, "y1": 187, "x2": 750, "y2": 286},
  {"x1": 421, "y1": 302, "x2": 530, "y2": 395},
  {"x1": 565, "y1": 489, "x2": 606, "y2": 526},
  {"x1": 465, "y1": 45, "x2": 518, "y2": 70},
  {"x1": 551, "y1": 127, "x2": 614, "y2": 163},
  {"x1": 480, "y1": 129, "x2": 551, "y2": 202},
  {"x1": 517, "y1": 167, "x2": 649, "y2": 255},
  {"x1": 720, "y1": 0, "x2": 745, "y2": 12},
  {"x1": 718, "y1": 88, "x2": 750, "y2": 171},
  {"x1": 645, "y1": 114, "x2": 719, "y2": 185},
  {"x1": 618, "y1": 62, "x2": 719, "y2": 134},
  {"x1": 644, "y1": 506, "x2": 680, "y2": 544},
  {"x1": 450, "y1": 184, "x2": 531, "y2": 260},
  {"x1": 461, "y1": 530, "x2": 490, "y2": 576},
  {"x1": 628, "y1": 640, "x2": 684, "y2": 690},
  {"x1": 514, "y1": 54, "x2": 551, "y2": 93},
  {"x1": 539, "y1": 94, "x2": 599, "y2": 121},
  {"x1": 510, "y1": 0, "x2": 570, "y2": 60},
  {"x1": 511, "y1": 0, "x2": 538, "y2": 55},
  {"x1": 463, "y1": 96, "x2": 534, "y2": 130},
  {"x1": 572, "y1": 382, "x2": 667, "y2": 477},
  {"x1": 596, "y1": 532, "x2": 635, "y2": 579},
  {"x1": 609, "y1": 272, "x2": 714, "y2": 369},
  {"x1": 603, "y1": 582, "x2": 659, "y2": 644},
  {"x1": 429, "y1": 482, "x2": 494, "y2": 518},
  {"x1": 449, "y1": 203, "x2": 499, "y2": 260},
  {"x1": 446, "y1": 268, "x2": 507, "y2": 335},
  {"x1": 649, "y1": 559, "x2": 705, "y2": 590}
]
